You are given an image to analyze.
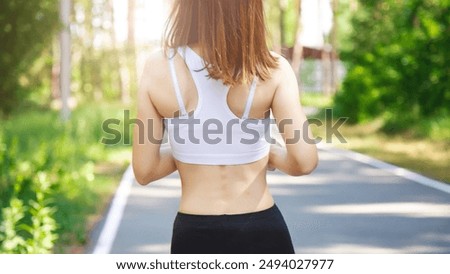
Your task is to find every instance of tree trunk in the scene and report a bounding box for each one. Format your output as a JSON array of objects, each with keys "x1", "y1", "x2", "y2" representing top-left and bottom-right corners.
[
  {"x1": 329, "y1": 0, "x2": 339, "y2": 94},
  {"x1": 51, "y1": 36, "x2": 60, "y2": 101},
  {"x1": 60, "y1": 0, "x2": 72, "y2": 121},
  {"x1": 321, "y1": 45, "x2": 332, "y2": 96},
  {"x1": 122, "y1": 0, "x2": 137, "y2": 105},
  {"x1": 279, "y1": 0, "x2": 287, "y2": 47},
  {"x1": 291, "y1": 0, "x2": 303, "y2": 77},
  {"x1": 107, "y1": 0, "x2": 124, "y2": 100},
  {"x1": 128, "y1": 0, "x2": 136, "y2": 49},
  {"x1": 267, "y1": 0, "x2": 282, "y2": 53}
]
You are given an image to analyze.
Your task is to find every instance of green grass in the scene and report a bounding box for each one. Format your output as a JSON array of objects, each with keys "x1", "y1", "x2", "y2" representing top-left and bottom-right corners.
[
  {"x1": 302, "y1": 93, "x2": 450, "y2": 183},
  {"x1": 1, "y1": 102, "x2": 132, "y2": 253},
  {"x1": 332, "y1": 122, "x2": 450, "y2": 183},
  {"x1": 301, "y1": 92, "x2": 333, "y2": 109}
]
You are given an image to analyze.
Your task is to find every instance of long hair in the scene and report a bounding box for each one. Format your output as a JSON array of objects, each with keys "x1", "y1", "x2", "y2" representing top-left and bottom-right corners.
[{"x1": 163, "y1": 0, "x2": 278, "y2": 86}]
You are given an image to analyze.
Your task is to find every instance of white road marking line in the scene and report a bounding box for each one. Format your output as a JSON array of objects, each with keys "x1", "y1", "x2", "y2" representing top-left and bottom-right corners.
[
  {"x1": 318, "y1": 143, "x2": 450, "y2": 194},
  {"x1": 92, "y1": 165, "x2": 135, "y2": 254},
  {"x1": 92, "y1": 143, "x2": 448, "y2": 254}
]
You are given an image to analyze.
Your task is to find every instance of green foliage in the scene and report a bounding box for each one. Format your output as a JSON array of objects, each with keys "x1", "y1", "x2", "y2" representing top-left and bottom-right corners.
[
  {"x1": 72, "y1": 0, "x2": 129, "y2": 102},
  {"x1": 0, "y1": 144, "x2": 58, "y2": 254},
  {"x1": 334, "y1": 65, "x2": 381, "y2": 123},
  {"x1": 74, "y1": 48, "x2": 124, "y2": 102},
  {"x1": 0, "y1": 103, "x2": 130, "y2": 252},
  {"x1": 334, "y1": 0, "x2": 357, "y2": 54},
  {"x1": 335, "y1": 0, "x2": 450, "y2": 127},
  {"x1": 281, "y1": 0, "x2": 301, "y2": 47},
  {"x1": 0, "y1": 1, "x2": 60, "y2": 115},
  {"x1": 301, "y1": 92, "x2": 333, "y2": 109},
  {"x1": 0, "y1": 198, "x2": 27, "y2": 253},
  {"x1": 265, "y1": 0, "x2": 300, "y2": 47},
  {"x1": 23, "y1": 172, "x2": 58, "y2": 254}
]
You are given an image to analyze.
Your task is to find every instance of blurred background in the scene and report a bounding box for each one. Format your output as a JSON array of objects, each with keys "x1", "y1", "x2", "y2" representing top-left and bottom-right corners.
[{"x1": 0, "y1": 0, "x2": 448, "y2": 254}]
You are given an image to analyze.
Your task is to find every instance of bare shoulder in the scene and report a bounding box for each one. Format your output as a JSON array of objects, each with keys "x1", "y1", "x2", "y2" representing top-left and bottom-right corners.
[
  {"x1": 140, "y1": 48, "x2": 171, "y2": 93},
  {"x1": 270, "y1": 51, "x2": 294, "y2": 73},
  {"x1": 269, "y1": 51, "x2": 296, "y2": 85}
]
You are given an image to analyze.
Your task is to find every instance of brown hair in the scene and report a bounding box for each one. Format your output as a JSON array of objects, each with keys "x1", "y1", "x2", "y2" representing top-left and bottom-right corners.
[{"x1": 163, "y1": 0, "x2": 278, "y2": 86}]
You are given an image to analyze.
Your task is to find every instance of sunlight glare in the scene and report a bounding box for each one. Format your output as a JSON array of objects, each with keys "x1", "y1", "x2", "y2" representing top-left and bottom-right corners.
[{"x1": 114, "y1": 0, "x2": 170, "y2": 44}]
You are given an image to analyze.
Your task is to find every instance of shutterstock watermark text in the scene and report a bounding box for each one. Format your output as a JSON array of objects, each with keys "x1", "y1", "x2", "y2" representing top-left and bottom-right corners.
[{"x1": 101, "y1": 109, "x2": 348, "y2": 145}]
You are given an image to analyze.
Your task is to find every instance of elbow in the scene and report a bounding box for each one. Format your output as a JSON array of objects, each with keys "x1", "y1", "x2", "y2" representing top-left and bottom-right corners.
[
  {"x1": 289, "y1": 164, "x2": 317, "y2": 176},
  {"x1": 132, "y1": 165, "x2": 155, "y2": 186},
  {"x1": 290, "y1": 154, "x2": 319, "y2": 177},
  {"x1": 135, "y1": 175, "x2": 152, "y2": 186}
]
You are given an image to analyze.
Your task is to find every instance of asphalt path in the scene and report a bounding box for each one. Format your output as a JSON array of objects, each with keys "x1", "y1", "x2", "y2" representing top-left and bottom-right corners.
[{"x1": 87, "y1": 146, "x2": 450, "y2": 254}]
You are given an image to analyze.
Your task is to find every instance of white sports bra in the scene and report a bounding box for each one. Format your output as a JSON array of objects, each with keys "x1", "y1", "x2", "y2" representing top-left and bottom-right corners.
[{"x1": 165, "y1": 47, "x2": 270, "y2": 165}]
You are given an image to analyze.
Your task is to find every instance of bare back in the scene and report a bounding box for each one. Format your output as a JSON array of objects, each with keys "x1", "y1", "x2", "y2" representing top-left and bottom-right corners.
[
  {"x1": 149, "y1": 47, "x2": 279, "y2": 214},
  {"x1": 133, "y1": 45, "x2": 317, "y2": 215}
]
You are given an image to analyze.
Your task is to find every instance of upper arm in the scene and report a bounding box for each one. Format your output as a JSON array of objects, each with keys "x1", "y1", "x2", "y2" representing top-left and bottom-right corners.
[
  {"x1": 136, "y1": 60, "x2": 164, "y2": 146},
  {"x1": 271, "y1": 55, "x2": 318, "y2": 171},
  {"x1": 132, "y1": 53, "x2": 165, "y2": 180},
  {"x1": 271, "y1": 56, "x2": 306, "y2": 143}
]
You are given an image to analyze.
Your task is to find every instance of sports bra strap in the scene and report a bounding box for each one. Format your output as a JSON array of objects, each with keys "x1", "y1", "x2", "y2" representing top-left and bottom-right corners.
[
  {"x1": 242, "y1": 77, "x2": 258, "y2": 120},
  {"x1": 168, "y1": 48, "x2": 188, "y2": 117},
  {"x1": 177, "y1": 47, "x2": 186, "y2": 59},
  {"x1": 169, "y1": 47, "x2": 258, "y2": 120}
]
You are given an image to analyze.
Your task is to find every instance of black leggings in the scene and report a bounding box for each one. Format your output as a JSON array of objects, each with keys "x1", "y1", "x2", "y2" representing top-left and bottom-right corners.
[{"x1": 171, "y1": 204, "x2": 295, "y2": 254}]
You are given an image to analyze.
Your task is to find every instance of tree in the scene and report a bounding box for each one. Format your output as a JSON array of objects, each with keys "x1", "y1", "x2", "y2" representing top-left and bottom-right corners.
[
  {"x1": 265, "y1": 0, "x2": 302, "y2": 54},
  {"x1": 123, "y1": 0, "x2": 137, "y2": 104},
  {"x1": 291, "y1": 0, "x2": 303, "y2": 74},
  {"x1": 107, "y1": 0, "x2": 124, "y2": 103},
  {"x1": 0, "y1": 1, "x2": 60, "y2": 115},
  {"x1": 335, "y1": 0, "x2": 450, "y2": 124},
  {"x1": 72, "y1": 0, "x2": 123, "y2": 102}
]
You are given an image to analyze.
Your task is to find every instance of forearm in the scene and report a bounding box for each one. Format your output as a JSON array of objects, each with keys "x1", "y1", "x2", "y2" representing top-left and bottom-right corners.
[
  {"x1": 269, "y1": 54, "x2": 319, "y2": 176},
  {"x1": 269, "y1": 142, "x2": 317, "y2": 176},
  {"x1": 150, "y1": 145, "x2": 177, "y2": 182},
  {"x1": 132, "y1": 143, "x2": 177, "y2": 185},
  {"x1": 268, "y1": 144, "x2": 294, "y2": 175}
]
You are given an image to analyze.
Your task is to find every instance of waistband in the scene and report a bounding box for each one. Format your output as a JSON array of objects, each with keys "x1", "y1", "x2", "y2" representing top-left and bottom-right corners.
[{"x1": 176, "y1": 204, "x2": 280, "y2": 223}]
